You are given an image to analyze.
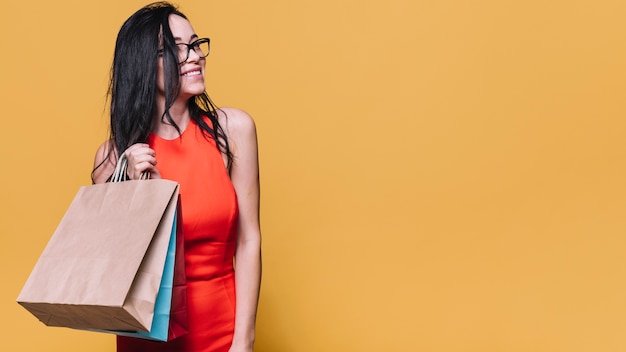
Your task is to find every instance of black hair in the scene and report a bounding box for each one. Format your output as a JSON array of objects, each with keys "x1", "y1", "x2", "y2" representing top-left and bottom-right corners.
[{"x1": 94, "y1": 1, "x2": 232, "y2": 180}]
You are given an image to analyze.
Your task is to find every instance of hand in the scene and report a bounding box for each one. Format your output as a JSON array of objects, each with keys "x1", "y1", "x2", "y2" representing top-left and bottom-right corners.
[{"x1": 124, "y1": 143, "x2": 161, "y2": 179}]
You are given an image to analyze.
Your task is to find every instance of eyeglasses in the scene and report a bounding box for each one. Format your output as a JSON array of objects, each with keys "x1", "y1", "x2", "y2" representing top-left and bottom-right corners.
[{"x1": 158, "y1": 38, "x2": 211, "y2": 64}]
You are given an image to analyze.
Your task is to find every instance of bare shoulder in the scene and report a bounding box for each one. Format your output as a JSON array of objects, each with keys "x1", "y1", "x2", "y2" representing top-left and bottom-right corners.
[
  {"x1": 95, "y1": 140, "x2": 111, "y2": 161},
  {"x1": 217, "y1": 107, "x2": 257, "y2": 140},
  {"x1": 93, "y1": 140, "x2": 116, "y2": 184}
]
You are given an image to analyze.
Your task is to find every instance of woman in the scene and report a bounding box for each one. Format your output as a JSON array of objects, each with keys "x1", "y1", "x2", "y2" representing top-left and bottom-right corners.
[{"x1": 92, "y1": 2, "x2": 261, "y2": 351}]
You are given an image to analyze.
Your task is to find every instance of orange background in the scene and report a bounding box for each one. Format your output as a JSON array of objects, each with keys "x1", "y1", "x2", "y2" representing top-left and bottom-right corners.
[{"x1": 2, "y1": 0, "x2": 626, "y2": 351}]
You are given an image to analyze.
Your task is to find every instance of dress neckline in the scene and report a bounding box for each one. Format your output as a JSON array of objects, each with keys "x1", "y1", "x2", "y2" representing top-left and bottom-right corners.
[{"x1": 151, "y1": 119, "x2": 195, "y2": 141}]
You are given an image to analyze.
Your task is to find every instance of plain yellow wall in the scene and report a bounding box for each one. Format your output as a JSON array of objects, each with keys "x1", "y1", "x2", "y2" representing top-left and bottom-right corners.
[{"x1": 2, "y1": 0, "x2": 626, "y2": 351}]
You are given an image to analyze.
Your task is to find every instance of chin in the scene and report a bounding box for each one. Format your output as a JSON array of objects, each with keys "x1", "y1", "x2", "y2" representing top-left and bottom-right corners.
[{"x1": 182, "y1": 88, "x2": 206, "y2": 98}]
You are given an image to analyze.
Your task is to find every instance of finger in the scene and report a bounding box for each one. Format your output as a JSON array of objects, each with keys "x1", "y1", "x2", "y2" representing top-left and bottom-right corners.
[
  {"x1": 149, "y1": 168, "x2": 162, "y2": 179},
  {"x1": 130, "y1": 160, "x2": 156, "y2": 175},
  {"x1": 129, "y1": 153, "x2": 156, "y2": 164},
  {"x1": 126, "y1": 149, "x2": 156, "y2": 167},
  {"x1": 124, "y1": 143, "x2": 148, "y2": 155}
]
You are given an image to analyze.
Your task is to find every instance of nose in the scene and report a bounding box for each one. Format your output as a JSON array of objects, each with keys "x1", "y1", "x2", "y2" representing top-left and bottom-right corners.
[{"x1": 186, "y1": 47, "x2": 202, "y2": 62}]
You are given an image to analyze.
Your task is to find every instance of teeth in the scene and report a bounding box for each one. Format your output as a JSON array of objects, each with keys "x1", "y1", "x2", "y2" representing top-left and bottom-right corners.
[{"x1": 184, "y1": 71, "x2": 201, "y2": 77}]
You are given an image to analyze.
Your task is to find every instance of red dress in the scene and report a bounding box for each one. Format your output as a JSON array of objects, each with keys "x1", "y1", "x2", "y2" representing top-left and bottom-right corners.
[{"x1": 118, "y1": 117, "x2": 238, "y2": 352}]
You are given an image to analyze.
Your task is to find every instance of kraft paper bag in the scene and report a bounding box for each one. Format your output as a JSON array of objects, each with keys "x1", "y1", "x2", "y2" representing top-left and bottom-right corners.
[
  {"x1": 17, "y1": 178, "x2": 180, "y2": 333},
  {"x1": 90, "y1": 206, "x2": 188, "y2": 341}
]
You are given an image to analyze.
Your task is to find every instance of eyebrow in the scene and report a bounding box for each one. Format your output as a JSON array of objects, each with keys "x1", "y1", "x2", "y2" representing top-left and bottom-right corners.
[{"x1": 174, "y1": 34, "x2": 199, "y2": 43}]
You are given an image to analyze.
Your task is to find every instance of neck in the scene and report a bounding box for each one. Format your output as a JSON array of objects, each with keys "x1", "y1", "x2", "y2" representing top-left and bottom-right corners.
[{"x1": 152, "y1": 97, "x2": 192, "y2": 139}]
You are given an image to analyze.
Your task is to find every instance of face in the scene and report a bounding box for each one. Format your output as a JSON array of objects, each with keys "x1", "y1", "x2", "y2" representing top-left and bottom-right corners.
[{"x1": 156, "y1": 14, "x2": 206, "y2": 101}]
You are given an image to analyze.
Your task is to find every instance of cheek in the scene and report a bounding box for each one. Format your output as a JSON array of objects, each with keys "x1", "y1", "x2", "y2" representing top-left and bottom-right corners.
[
  {"x1": 157, "y1": 75, "x2": 164, "y2": 93},
  {"x1": 156, "y1": 63, "x2": 165, "y2": 93}
]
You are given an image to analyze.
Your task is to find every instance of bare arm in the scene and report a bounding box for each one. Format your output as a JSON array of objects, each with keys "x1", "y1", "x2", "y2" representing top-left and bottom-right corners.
[{"x1": 221, "y1": 107, "x2": 262, "y2": 351}]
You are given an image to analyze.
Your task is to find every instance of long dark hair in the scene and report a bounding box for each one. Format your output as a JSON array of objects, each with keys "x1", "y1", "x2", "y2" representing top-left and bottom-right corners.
[{"x1": 95, "y1": 1, "x2": 232, "y2": 179}]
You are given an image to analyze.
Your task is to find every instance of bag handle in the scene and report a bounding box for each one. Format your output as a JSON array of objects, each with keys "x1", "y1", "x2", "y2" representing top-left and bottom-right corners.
[{"x1": 111, "y1": 152, "x2": 150, "y2": 182}]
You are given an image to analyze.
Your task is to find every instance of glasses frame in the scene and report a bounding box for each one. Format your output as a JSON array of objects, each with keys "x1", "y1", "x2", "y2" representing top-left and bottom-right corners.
[{"x1": 158, "y1": 37, "x2": 211, "y2": 64}]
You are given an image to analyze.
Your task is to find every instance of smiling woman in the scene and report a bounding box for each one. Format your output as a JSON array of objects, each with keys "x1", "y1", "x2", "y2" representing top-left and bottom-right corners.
[
  {"x1": 151, "y1": 16, "x2": 210, "y2": 118},
  {"x1": 91, "y1": 2, "x2": 262, "y2": 352}
]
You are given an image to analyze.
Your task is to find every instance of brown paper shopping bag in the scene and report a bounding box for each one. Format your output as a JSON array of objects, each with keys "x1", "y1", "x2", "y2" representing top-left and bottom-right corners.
[
  {"x1": 17, "y1": 155, "x2": 180, "y2": 333},
  {"x1": 87, "y1": 197, "x2": 188, "y2": 341}
]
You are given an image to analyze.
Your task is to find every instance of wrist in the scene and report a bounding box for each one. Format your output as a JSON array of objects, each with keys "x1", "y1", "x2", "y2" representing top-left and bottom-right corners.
[{"x1": 231, "y1": 332, "x2": 255, "y2": 349}]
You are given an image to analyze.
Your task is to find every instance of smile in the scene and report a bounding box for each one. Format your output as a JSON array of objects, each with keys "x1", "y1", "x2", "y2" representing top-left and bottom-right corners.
[{"x1": 182, "y1": 70, "x2": 201, "y2": 77}]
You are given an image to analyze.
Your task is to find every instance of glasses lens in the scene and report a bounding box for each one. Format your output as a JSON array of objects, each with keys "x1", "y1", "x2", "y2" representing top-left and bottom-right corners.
[
  {"x1": 176, "y1": 40, "x2": 210, "y2": 63},
  {"x1": 176, "y1": 44, "x2": 188, "y2": 63},
  {"x1": 196, "y1": 40, "x2": 210, "y2": 57}
]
